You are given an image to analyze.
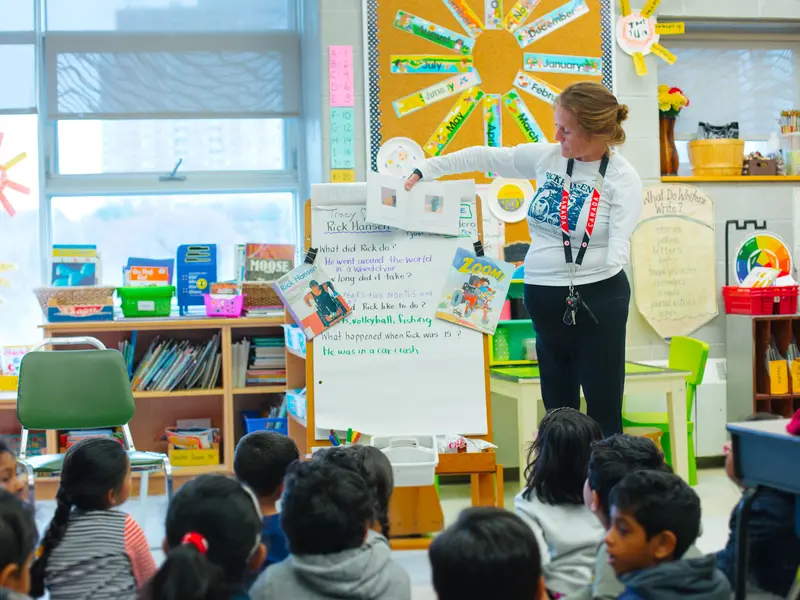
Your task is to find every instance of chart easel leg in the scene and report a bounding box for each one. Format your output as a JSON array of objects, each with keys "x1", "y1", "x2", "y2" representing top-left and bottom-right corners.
[
  {"x1": 496, "y1": 464, "x2": 504, "y2": 508},
  {"x1": 470, "y1": 473, "x2": 496, "y2": 506},
  {"x1": 516, "y1": 384, "x2": 543, "y2": 487},
  {"x1": 389, "y1": 485, "x2": 444, "y2": 537}
]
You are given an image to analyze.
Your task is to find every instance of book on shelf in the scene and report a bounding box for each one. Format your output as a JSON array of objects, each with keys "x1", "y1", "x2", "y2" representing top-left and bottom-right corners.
[
  {"x1": 243, "y1": 244, "x2": 295, "y2": 282},
  {"x1": 232, "y1": 336, "x2": 286, "y2": 387},
  {"x1": 130, "y1": 334, "x2": 221, "y2": 392},
  {"x1": 51, "y1": 245, "x2": 101, "y2": 287}
]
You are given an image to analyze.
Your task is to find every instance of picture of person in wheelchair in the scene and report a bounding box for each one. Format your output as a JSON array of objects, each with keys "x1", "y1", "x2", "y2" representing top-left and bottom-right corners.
[{"x1": 303, "y1": 280, "x2": 347, "y2": 326}]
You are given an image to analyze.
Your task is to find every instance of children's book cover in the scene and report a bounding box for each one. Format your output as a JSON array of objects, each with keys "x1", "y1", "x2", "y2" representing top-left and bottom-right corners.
[
  {"x1": 244, "y1": 244, "x2": 295, "y2": 282},
  {"x1": 273, "y1": 263, "x2": 353, "y2": 339},
  {"x1": 435, "y1": 247, "x2": 514, "y2": 335}
]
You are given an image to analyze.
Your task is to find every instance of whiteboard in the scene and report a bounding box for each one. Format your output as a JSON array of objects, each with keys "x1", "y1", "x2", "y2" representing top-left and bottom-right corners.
[{"x1": 310, "y1": 183, "x2": 488, "y2": 436}]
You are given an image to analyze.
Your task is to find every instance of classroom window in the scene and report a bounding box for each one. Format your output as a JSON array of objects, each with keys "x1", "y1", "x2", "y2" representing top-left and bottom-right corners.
[
  {"x1": 51, "y1": 193, "x2": 295, "y2": 284},
  {"x1": 0, "y1": 45, "x2": 36, "y2": 114},
  {"x1": 0, "y1": 0, "x2": 33, "y2": 32}
]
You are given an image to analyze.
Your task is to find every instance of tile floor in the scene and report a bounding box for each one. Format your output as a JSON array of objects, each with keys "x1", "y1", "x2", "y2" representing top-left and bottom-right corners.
[{"x1": 31, "y1": 468, "x2": 742, "y2": 600}]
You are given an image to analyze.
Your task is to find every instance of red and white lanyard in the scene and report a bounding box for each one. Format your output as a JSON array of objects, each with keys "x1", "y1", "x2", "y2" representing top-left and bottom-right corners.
[{"x1": 560, "y1": 153, "x2": 610, "y2": 268}]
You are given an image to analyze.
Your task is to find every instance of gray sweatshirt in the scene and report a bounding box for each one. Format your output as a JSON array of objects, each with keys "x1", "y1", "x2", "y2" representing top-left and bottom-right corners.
[
  {"x1": 249, "y1": 530, "x2": 411, "y2": 600},
  {"x1": 618, "y1": 556, "x2": 731, "y2": 600}
]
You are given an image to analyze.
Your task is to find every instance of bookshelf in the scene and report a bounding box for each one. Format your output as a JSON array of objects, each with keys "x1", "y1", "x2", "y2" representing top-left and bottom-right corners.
[{"x1": 18, "y1": 315, "x2": 298, "y2": 499}]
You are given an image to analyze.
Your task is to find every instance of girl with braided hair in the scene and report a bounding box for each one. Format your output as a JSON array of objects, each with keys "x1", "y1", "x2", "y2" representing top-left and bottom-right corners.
[{"x1": 29, "y1": 438, "x2": 154, "y2": 599}]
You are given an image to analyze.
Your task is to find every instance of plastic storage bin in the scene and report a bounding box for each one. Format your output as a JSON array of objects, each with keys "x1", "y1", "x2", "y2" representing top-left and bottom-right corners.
[
  {"x1": 371, "y1": 434, "x2": 439, "y2": 487},
  {"x1": 722, "y1": 285, "x2": 799, "y2": 315},
  {"x1": 242, "y1": 410, "x2": 288, "y2": 436},
  {"x1": 688, "y1": 139, "x2": 745, "y2": 176},
  {"x1": 204, "y1": 294, "x2": 245, "y2": 318},
  {"x1": 117, "y1": 286, "x2": 175, "y2": 318}
]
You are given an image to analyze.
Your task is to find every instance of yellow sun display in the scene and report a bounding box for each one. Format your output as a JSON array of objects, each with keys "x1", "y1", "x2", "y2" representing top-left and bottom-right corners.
[
  {"x1": 0, "y1": 132, "x2": 30, "y2": 218},
  {"x1": 615, "y1": 0, "x2": 684, "y2": 76}
]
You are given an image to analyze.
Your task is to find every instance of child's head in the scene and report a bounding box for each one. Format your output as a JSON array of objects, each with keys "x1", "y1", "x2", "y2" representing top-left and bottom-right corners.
[
  {"x1": 429, "y1": 507, "x2": 544, "y2": 600},
  {"x1": 585, "y1": 434, "x2": 671, "y2": 529},
  {"x1": 724, "y1": 413, "x2": 780, "y2": 485},
  {"x1": 30, "y1": 437, "x2": 130, "y2": 596},
  {"x1": 315, "y1": 446, "x2": 394, "y2": 537},
  {"x1": 0, "y1": 489, "x2": 36, "y2": 595},
  {"x1": 233, "y1": 431, "x2": 299, "y2": 505},
  {"x1": 149, "y1": 474, "x2": 265, "y2": 600},
  {"x1": 523, "y1": 407, "x2": 603, "y2": 505},
  {"x1": 605, "y1": 470, "x2": 701, "y2": 577},
  {"x1": 0, "y1": 440, "x2": 24, "y2": 501},
  {"x1": 281, "y1": 457, "x2": 373, "y2": 555}
]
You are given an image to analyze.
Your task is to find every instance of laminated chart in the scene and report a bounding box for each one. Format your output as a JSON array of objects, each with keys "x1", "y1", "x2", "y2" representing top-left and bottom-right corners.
[
  {"x1": 524, "y1": 52, "x2": 603, "y2": 76},
  {"x1": 502, "y1": 0, "x2": 541, "y2": 32},
  {"x1": 502, "y1": 90, "x2": 547, "y2": 143},
  {"x1": 393, "y1": 71, "x2": 482, "y2": 118},
  {"x1": 485, "y1": 0, "x2": 504, "y2": 30},
  {"x1": 514, "y1": 0, "x2": 590, "y2": 48},
  {"x1": 483, "y1": 94, "x2": 502, "y2": 177},
  {"x1": 424, "y1": 88, "x2": 485, "y2": 157},
  {"x1": 390, "y1": 55, "x2": 474, "y2": 74},
  {"x1": 513, "y1": 71, "x2": 561, "y2": 105}
]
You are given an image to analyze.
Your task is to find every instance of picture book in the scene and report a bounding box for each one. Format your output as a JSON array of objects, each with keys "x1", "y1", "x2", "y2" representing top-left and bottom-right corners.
[
  {"x1": 244, "y1": 244, "x2": 295, "y2": 282},
  {"x1": 51, "y1": 245, "x2": 101, "y2": 286},
  {"x1": 125, "y1": 265, "x2": 170, "y2": 287},
  {"x1": 1, "y1": 345, "x2": 30, "y2": 376},
  {"x1": 273, "y1": 263, "x2": 353, "y2": 339},
  {"x1": 434, "y1": 247, "x2": 515, "y2": 335}
]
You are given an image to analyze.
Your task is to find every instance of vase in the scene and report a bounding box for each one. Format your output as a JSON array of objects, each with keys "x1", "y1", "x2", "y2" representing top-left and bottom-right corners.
[{"x1": 659, "y1": 114, "x2": 680, "y2": 176}]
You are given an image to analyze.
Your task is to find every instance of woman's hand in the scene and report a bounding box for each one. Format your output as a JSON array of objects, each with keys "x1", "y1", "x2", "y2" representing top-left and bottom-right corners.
[{"x1": 404, "y1": 170, "x2": 422, "y2": 191}]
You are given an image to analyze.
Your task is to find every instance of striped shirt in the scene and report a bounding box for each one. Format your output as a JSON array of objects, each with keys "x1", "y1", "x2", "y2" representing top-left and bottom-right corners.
[{"x1": 45, "y1": 509, "x2": 156, "y2": 600}]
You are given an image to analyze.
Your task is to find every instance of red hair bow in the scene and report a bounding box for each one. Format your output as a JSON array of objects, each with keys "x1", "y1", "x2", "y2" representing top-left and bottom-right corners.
[{"x1": 181, "y1": 532, "x2": 209, "y2": 554}]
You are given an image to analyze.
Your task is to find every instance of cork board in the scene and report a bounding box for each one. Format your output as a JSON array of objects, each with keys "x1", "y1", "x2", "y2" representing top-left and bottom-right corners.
[{"x1": 364, "y1": 0, "x2": 613, "y2": 244}]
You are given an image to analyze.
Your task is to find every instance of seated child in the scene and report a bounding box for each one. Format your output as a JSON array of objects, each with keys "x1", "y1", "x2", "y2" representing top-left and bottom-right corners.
[
  {"x1": 250, "y1": 457, "x2": 411, "y2": 600},
  {"x1": 234, "y1": 431, "x2": 299, "y2": 572},
  {"x1": 143, "y1": 474, "x2": 266, "y2": 600},
  {"x1": 606, "y1": 470, "x2": 730, "y2": 599},
  {"x1": 514, "y1": 407, "x2": 605, "y2": 596},
  {"x1": 429, "y1": 506, "x2": 545, "y2": 600},
  {"x1": 715, "y1": 413, "x2": 800, "y2": 597},
  {"x1": 0, "y1": 440, "x2": 24, "y2": 501},
  {"x1": 565, "y1": 434, "x2": 700, "y2": 600},
  {"x1": 0, "y1": 488, "x2": 37, "y2": 599},
  {"x1": 29, "y1": 438, "x2": 155, "y2": 599}
]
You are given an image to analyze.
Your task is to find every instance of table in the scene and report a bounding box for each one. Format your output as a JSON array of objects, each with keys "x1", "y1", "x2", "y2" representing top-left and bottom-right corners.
[
  {"x1": 490, "y1": 362, "x2": 690, "y2": 485},
  {"x1": 727, "y1": 419, "x2": 800, "y2": 600}
]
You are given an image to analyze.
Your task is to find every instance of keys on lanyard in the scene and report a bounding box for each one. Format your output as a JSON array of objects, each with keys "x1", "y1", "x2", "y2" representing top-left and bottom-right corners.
[{"x1": 563, "y1": 288, "x2": 598, "y2": 326}]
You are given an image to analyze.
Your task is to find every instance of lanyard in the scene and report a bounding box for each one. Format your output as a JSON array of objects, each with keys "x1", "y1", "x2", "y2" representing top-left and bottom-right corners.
[{"x1": 560, "y1": 153, "x2": 610, "y2": 268}]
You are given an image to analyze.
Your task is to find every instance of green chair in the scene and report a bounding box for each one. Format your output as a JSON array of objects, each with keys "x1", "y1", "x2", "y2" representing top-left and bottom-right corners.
[
  {"x1": 16, "y1": 336, "x2": 173, "y2": 507},
  {"x1": 622, "y1": 336, "x2": 709, "y2": 486}
]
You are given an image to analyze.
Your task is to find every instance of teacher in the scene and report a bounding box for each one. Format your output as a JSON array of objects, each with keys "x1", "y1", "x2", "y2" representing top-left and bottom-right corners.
[{"x1": 405, "y1": 81, "x2": 642, "y2": 437}]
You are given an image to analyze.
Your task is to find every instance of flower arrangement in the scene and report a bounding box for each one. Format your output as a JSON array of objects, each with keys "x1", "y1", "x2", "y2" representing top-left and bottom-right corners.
[{"x1": 658, "y1": 85, "x2": 689, "y2": 118}]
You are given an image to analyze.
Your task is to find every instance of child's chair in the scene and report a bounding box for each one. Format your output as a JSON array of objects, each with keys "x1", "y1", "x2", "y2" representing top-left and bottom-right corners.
[
  {"x1": 622, "y1": 336, "x2": 709, "y2": 486},
  {"x1": 16, "y1": 337, "x2": 173, "y2": 507}
]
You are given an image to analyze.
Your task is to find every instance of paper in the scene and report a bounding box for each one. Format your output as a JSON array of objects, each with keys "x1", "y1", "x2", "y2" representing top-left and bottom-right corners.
[
  {"x1": 655, "y1": 21, "x2": 684, "y2": 34},
  {"x1": 424, "y1": 87, "x2": 484, "y2": 157},
  {"x1": 514, "y1": 71, "x2": 561, "y2": 105},
  {"x1": 393, "y1": 71, "x2": 482, "y2": 118},
  {"x1": 330, "y1": 107, "x2": 355, "y2": 169},
  {"x1": 503, "y1": 89, "x2": 548, "y2": 143},
  {"x1": 0, "y1": 132, "x2": 30, "y2": 218},
  {"x1": 329, "y1": 45, "x2": 354, "y2": 107},
  {"x1": 487, "y1": 177, "x2": 534, "y2": 223},
  {"x1": 524, "y1": 52, "x2": 603, "y2": 76},
  {"x1": 331, "y1": 169, "x2": 356, "y2": 183},
  {"x1": 641, "y1": 0, "x2": 661, "y2": 18},
  {"x1": 617, "y1": 12, "x2": 659, "y2": 56},
  {"x1": 483, "y1": 95, "x2": 502, "y2": 177},
  {"x1": 390, "y1": 55, "x2": 473, "y2": 74},
  {"x1": 485, "y1": 0, "x2": 504, "y2": 29},
  {"x1": 514, "y1": 0, "x2": 589, "y2": 48},
  {"x1": 366, "y1": 172, "x2": 470, "y2": 236},
  {"x1": 273, "y1": 263, "x2": 354, "y2": 340},
  {"x1": 651, "y1": 43, "x2": 677, "y2": 64},
  {"x1": 619, "y1": 0, "x2": 631, "y2": 16},
  {"x1": 633, "y1": 52, "x2": 647, "y2": 75},
  {"x1": 502, "y1": 0, "x2": 540, "y2": 32},
  {"x1": 442, "y1": 0, "x2": 485, "y2": 37},
  {"x1": 769, "y1": 360, "x2": 789, "y2": 395},
  {"x1": 377, "y1": 137, "x2": 425, "y2": 177},
  {"x1": 790, "y1": 360, "x2": 800, "y2": 393},
  {"x1": 394, "y1": 10, "x2": 475, "y2": 54},
  {"x1": 435, "y1": 248, "x2": 515, "y2": 334}
]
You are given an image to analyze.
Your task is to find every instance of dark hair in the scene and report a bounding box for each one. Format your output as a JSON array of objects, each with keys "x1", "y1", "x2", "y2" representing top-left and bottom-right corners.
[
  {"x1": 315, "y1": 446, "x2": 394, "y2": 538},
  {"x1": 0, "y1": 438, "x2": 10, "y2": 455},
  {"x1": 147, "y1": 475, "x2": 262, "y2": 600},
  {"x1": 233, "y1": 431, "x2": 299, "y2": 498},
  {"x1": 30, "y1": 438, "x2": 129, "y2": 597},
  {"x1": 609, "y1": 470, "x2": 701, "y2": 559},
  {"x1": 587, "y1": 434, "x2": 671, "y2": 520},
  {"x1": 522, "y1": 408, "x2": 602, "y2": 505},
  {"x1": 281, "y1": 458, "x2": 373, "y2": 555},
  {"x1": 429, "y1": 507, "x2": 542, "y2": 600},
  {"x1": 0, "y1": 489, "x2": 36, "y2": 576}
]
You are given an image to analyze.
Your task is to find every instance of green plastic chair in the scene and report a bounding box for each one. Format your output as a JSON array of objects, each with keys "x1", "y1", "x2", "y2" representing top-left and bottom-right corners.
[
  {"x1": 622, "y1": 336, "x2": 709, "y2": 486},
  {"x1": 16, "y1": 337, "x2": 173, "y2": 507}
]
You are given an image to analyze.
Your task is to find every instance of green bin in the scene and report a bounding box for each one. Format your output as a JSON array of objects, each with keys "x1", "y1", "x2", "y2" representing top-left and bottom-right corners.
[{"x1": 117, "y1": 286, "x2": 175, "y2": 318}]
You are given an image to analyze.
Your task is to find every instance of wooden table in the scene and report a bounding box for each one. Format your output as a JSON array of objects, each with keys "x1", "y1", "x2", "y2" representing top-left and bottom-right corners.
[
  {"x1": 490, "y1": 362, "x2": 690, "y2": 485},
  {"x1": 727, "y1": 419, "x2": 800, "y2": 600}
]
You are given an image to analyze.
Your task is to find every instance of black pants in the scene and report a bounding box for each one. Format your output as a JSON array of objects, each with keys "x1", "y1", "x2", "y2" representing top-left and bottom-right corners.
[{"x1": 523, "y1": 270, "x2": 630, "y2": 437}]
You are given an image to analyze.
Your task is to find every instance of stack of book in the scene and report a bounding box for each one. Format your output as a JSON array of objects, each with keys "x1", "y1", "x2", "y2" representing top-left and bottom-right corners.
[
  {"x1": 59, "y1": 429, "x2": 124, "y2": 452},
  {"x1": 233, "y1": 336, "x2": 286, "y2": 387},
  {"x1": 131, "y1": 334, "x2": 221, "y2": 392},
  {"x1": 51, "y1": 245, "x2": 101, "y2": 287}
]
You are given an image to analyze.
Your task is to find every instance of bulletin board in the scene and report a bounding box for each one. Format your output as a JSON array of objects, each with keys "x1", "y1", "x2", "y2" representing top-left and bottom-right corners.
[{"x1": 363, "y1": 0, "x2": 614, "y2": 183}]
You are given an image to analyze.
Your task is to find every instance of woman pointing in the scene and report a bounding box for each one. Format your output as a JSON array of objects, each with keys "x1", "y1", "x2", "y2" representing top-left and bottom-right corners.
[{"x1": 406, "y1": 81, "x2": 643, "y2": 437}]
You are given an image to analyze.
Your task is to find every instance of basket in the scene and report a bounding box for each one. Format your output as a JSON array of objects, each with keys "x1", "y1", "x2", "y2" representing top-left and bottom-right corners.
[
  {"x1": 204, "y1": 294, "x2": 245, "y2": 318},
  {"x1": 33, "y1": 286, "x2": 116, "y2": 317},
  {"x1": 117, "y1": 286, "x2": 175, "y2": 318},
  {"x1": 242, "y1": 282, "x2": 282, "y2": 310},
  {"x1": 722, "y1": 285, "x2": 799, "y2": 315},
  {"x1": 242, "y1": 410, "x2": 288, "y2": 436},
  {"x1": 688, "y1": 139, "x2": 745, "y2": 176},
  {"x1": 371, "y1": 435, "x2": 439, "y2": 487}
]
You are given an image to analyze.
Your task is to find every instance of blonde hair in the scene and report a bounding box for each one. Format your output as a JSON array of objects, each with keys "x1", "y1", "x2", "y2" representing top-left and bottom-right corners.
[{"x1": 555, "y1": 81, "x2": 629, "y2": 146}]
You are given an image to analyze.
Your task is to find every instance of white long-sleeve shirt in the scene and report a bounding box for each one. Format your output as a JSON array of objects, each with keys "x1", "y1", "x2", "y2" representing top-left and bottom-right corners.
[{"x1": 415, "y1": 143, "x2": 643, "y2": 286}]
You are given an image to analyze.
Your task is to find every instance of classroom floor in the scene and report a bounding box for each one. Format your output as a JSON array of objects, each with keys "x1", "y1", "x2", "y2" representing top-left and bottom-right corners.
[{"x1": 32, "y1": 468, "x2": 741, "y2": 600}]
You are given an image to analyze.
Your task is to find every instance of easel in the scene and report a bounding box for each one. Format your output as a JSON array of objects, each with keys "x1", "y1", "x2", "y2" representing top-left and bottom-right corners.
[{"x1": 288, "y1": 198, "x2": 504, "y2": 550}]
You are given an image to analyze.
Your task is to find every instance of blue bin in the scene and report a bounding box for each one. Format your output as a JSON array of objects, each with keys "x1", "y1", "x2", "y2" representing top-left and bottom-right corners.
[{"x1": 242, "y1": 410, "x2": 288, "y2": 436}]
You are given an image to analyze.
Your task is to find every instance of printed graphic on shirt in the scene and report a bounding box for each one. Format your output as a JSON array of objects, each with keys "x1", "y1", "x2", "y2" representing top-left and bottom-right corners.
[{"x1": 527, "y1": 171, "x2": 592, "y2": 235}]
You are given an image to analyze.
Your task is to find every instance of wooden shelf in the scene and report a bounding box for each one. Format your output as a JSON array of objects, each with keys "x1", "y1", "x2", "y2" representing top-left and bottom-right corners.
[
  {"x1": 41, "y1": 315, "x2": 284, "y2": 334},
  {"x1": 232, "y1": 386, "x2": 287, "y2": 395},
  {"x1": 0, "y1": 392, "x2": 16, "y2": 409},
  {"x1": 286, "y1": 347, "x2": 306, "y2": 360},
  {"x1": 662, "y1": 176, "x2": 800, "y2": 183},
  {"x1": 132, "y1": 389, "x2": 224, "y2": 399}
]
